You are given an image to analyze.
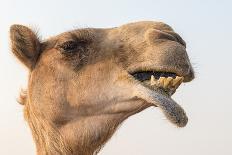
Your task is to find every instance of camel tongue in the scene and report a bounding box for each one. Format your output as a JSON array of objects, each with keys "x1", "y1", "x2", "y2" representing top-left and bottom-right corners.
[{"x1": 135, "y1": 85, "x2": 188, "y2": 127}]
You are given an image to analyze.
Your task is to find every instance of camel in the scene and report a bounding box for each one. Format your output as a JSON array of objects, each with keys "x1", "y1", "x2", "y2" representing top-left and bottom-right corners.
[{"x1": 10, "y1": 21, "x2": 194, "y2": 155}]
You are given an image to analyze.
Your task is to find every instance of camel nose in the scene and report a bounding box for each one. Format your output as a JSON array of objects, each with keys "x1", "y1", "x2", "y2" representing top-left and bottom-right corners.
[{"x1": 144, "y1": 27, "x2": 194, "y2": 82}]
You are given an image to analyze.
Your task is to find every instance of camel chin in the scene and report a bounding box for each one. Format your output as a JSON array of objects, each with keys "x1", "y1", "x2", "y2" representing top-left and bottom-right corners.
[{"x1": 130, "y1": 71, "x2": 188, "y2": 127}]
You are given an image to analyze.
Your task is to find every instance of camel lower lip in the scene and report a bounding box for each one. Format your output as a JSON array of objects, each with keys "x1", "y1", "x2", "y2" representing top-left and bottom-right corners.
[
  {"x1": 134, "y1": 83, "x2": 188, "y2": 127},
  {"x1": 149, "y1": 92, "x2": 188, "y2": 127}
]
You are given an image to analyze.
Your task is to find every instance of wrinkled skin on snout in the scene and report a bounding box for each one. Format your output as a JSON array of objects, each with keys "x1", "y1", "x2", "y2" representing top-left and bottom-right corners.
[{"x1": 10, "y1": 21, "x2": 194, "y2": 155}]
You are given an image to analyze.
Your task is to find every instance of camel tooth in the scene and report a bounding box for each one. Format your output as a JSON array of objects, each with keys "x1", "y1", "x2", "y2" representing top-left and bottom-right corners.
[
  {"x1": 172, "y1": 76, "x2": 181, "y2": 86},
  {"x1": 163, "y1": 77, "x2": 173, "y2": 89},
  {"x1": 150, "y1": 75, "x2": 157, "y2": 86},
  {"x1": 172, "y1": 76, "x2": 184, "y2": 88},
  {"x1": 150, "y1": 75, "x2": 154, "y2": 85},
  {"x1": 158, "y1": 77, "x2": 165, "y2": 87}
]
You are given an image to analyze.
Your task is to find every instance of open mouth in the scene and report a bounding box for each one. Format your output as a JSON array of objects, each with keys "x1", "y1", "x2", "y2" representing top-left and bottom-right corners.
[
  {"x1": 130, "y1": 70, "x2": 188, "y2": 127},
  {"x1": 131, "y1": 71, "x2": 184, "y2": 96}
]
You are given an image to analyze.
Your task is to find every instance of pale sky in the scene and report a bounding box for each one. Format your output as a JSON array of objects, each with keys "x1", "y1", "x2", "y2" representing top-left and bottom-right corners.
[{"x1": 0, "y1": 0, "x2": 231, "y2": 154}]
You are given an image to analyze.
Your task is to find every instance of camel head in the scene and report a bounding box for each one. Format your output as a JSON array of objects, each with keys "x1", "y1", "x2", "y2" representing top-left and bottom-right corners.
[{"x1": 10, "y1": 21, "x2": 194, "y2": 155}]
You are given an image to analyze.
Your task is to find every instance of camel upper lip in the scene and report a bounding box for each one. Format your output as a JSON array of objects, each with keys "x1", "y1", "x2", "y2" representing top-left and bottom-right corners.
[{"x1": 128, "y1": 64, "x2": 186, "y2": 78}]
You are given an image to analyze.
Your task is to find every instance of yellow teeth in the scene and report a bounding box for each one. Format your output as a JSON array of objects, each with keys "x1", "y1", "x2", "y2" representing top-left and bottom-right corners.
[
  {"x1": 163, "y1": 77, "x2": 173, "y2": 89},
  {"x1": 172, "y1": 76, "x2": 184, "y2": 89},
  {"x1": 150, "y1": 75, "x2": 157, "y2": 85},
  {"x1": 149, "y1": 75, "x2": 184, "y2": 91},
  {"x1": 158, "y1": 77, "x2": 165, "y2": 87}
]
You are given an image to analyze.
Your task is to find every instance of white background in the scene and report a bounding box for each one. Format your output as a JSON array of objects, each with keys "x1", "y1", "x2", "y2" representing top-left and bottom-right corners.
[{"x1": 0, "y1": 0, "x2": 231, "y2": 154}]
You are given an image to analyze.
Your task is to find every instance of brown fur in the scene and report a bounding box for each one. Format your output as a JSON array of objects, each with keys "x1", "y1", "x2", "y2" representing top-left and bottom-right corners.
[{"x1": 10, "y1": 21, "x2": 194, "y2": 155}]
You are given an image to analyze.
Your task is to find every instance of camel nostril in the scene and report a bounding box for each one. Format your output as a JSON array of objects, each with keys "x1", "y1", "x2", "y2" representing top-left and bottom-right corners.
[
  {"x1": 145, "y1": 29, "x2": 177, "y2": 44},
  {"x1": 145, "y1": 29, "x2": 186, "y2": 48},
  {"x1": 167, "y1": 31, "x2": 186, "y2": 47}
]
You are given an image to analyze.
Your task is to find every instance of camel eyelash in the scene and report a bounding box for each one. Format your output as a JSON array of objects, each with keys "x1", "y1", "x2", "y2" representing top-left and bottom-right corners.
[
  {"x1": 58, "y1": 40, "x2": 89, "y2": 56},
  {"x1": 58, "y1": 30, "x2": 93, "y2": 51}
]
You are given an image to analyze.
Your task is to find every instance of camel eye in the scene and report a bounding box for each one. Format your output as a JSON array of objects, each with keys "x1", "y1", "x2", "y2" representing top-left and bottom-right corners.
[
  {"x1": 59, "y1": 41, "x2": 78, "y2": 51},
  {"x1": 58, "y1": 40, "x2": 88, "y2": 55}
]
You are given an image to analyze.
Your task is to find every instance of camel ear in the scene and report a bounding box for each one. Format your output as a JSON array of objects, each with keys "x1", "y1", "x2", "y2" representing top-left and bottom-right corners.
[{"x1": 10, "y1": 24, "x2": 41, "y2": 70}]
